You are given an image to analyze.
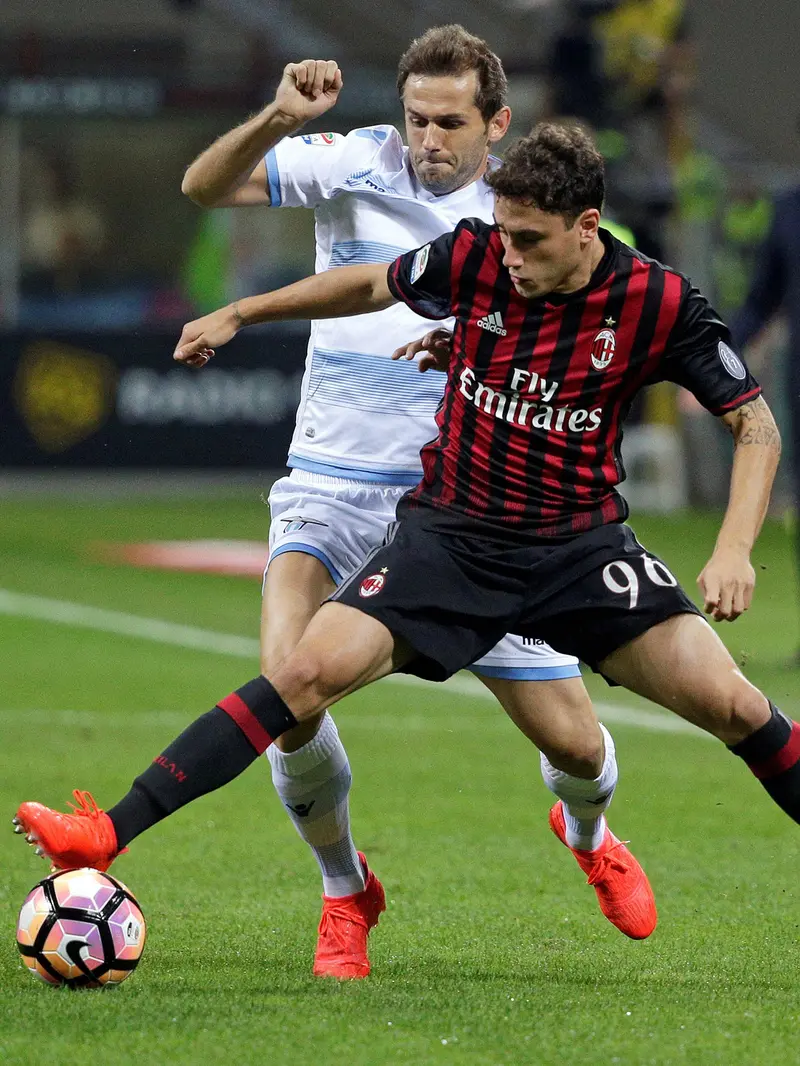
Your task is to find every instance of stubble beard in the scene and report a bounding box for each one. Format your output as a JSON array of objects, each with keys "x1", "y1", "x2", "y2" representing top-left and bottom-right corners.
[{"x1": 413, "y1": 146, "x2": 485, "y2": 196}]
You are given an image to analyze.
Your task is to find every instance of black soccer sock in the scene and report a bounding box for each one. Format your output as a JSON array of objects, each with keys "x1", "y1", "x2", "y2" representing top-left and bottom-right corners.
[
  {"x1": 729, "y1": 702, "x2": 800, "y2": 824},
  {"x1": 107, "y1": 676, "x2": 298, "y2": 849}
]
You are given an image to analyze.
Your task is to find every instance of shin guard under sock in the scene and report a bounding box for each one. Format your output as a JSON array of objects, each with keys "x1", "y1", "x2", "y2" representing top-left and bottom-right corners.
[
  {"x1": 108, "y1": 676, "x2": 297, "y2": 847},
  {"x1": 729, "y1": 702, "x2": 800, "y2": 824},
  {"x1": 267, "y1": 712, "x2": 365, "y2": 897}
]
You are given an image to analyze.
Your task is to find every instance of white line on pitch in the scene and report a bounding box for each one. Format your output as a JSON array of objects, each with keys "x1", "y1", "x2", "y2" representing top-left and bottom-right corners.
[
  {"x1": 0, "y1": 587, "x2": 708, "y2": 739},
  {"x1": 0, "y1": 588, "x2": 259, "y2": 658}
]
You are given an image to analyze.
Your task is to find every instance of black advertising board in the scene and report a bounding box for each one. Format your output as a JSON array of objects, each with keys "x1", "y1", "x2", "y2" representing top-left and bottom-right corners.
[{"x1": 0, "y1": 328, "x2": 307, "y2": 468}]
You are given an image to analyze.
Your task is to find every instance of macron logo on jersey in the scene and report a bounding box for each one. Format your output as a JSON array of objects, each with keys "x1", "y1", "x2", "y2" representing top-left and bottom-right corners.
[{"x1": 477, "y1": 311, "x2": 507, "y2": 336}]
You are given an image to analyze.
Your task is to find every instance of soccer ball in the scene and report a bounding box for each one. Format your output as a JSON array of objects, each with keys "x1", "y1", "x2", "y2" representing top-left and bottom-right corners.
[{"x1": 16, "y1": 868, "x2": 146, "y2": 987}]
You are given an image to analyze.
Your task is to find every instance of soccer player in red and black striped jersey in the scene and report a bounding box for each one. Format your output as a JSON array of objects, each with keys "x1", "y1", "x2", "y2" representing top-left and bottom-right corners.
[
  {"x1": 15, "y1": 125, "x2": 798, "y2": 923},
  {"x1": 387, "y1": 195, "x2": 762, "y2": 541}
]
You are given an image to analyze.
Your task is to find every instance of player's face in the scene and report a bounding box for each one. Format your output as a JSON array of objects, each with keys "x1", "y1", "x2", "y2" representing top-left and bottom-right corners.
[
  {"x1": 494, "y1": 197, "x2": 600, "y2": 299},
  {"x1": 403, "y1": 73, "x2": 510, "y2": 196}
]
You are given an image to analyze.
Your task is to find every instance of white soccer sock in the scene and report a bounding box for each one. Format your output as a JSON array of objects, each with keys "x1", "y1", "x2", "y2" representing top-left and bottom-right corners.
[
  {"x1": 540, "y1": 723, "x2": 618, "y2": 851},
  {"x1": 267, "y1": 711, "x2": 366, "y2": 898}
]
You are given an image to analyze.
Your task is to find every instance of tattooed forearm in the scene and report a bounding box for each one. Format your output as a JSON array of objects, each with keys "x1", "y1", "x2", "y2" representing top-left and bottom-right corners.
[
  {"x1": 715, "y1": 394, "x2": 780, "y2": 555},
  {"x1": 722, "y1": 397, "x2": 782, "y2": 451}
]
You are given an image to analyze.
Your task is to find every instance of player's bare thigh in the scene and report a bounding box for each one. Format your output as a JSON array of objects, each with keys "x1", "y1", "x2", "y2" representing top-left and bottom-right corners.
[
  {"x1": 269, "y1": 601, "x2": 414, "y2": 718},
  {"x1": 261, "y1": 551, "x2": 336, "y2": 751},
  {"x1": 598, "y1": 613, "x2": 771, "y2": 744},
  {"x1": 478, "y1": 674, "x2": 604, "y2": 778}
]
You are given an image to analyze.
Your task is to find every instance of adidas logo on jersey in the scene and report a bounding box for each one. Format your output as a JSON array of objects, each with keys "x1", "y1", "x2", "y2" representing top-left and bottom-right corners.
[{"x1": 476, "y1": 311, "x2": 507, "y2": 335}]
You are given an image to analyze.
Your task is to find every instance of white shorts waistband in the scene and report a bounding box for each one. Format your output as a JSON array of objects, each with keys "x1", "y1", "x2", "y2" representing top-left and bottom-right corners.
[{"x1": 287, "y1": 468, "x2": 412, "y2": 490}]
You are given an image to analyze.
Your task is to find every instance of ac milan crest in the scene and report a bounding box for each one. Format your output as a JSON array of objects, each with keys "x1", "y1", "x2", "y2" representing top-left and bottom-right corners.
[
  {"x1": 359, "y1": 570, "x2": 387, "y2": 597},
  {"x1": 590, "y1": 327, "x2": 616, "y2": 371}
]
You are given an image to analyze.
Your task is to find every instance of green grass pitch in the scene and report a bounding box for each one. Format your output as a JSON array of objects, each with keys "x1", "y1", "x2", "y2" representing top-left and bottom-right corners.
[{"x1": 1, "y1": 495, "x2": 800, "y2": 1065}]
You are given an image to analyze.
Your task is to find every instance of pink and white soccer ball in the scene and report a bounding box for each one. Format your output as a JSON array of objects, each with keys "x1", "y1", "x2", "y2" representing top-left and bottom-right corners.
[{"x1": 16, "y1": 868, "x2": 146, "y2": 987}]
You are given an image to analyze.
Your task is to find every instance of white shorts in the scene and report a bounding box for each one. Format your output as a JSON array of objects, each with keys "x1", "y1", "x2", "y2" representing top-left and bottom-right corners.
[{"x1": 267, "y1": 470, "x2": 581, "y2": 681}]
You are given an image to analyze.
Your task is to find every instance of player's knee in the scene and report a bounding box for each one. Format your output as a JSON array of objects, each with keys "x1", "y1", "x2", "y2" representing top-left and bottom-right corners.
[
  {"x1": 542, "y1": 725, "x2": 604, "y2": 779},
  {"x1": 704, "y1": 678, "x2": 770, "y2": 745},
  {"x1": 269, "y1": 651, "x2": 338, "y2": 716},
  {"x1": 725, "y1": 683, "x2": 771, "y2": 744}
]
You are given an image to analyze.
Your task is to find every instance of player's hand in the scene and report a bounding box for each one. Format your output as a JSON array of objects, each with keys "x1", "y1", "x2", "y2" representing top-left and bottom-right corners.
[
  {"x1": 697, "y1": 548, "x2": 756, "y2": 621},
  {"x1": 273, "y1": 60, "x2": 343, "y2": 125},
  {"x1": 391, "y1": 328, "x2": 454, "y2": 372},
  {"x1": 173, "y1": 305, "x2": 242, "y2": 368}
]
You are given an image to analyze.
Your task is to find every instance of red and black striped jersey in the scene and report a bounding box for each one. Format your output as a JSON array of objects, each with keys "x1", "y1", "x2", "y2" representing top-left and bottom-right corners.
[{"x1": 386, "y1": 219, "x2": 761, "y2": 540}]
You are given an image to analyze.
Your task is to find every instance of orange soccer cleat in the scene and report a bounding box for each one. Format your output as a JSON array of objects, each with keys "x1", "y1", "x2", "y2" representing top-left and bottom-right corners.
[
  {"x1": 549, "y1": 800, "x2": 657, "y2": 940},
  {"x1": 312, "y1": 853, "x2": 386, "y2": 979},
  {"x1": 13, "y1": 790, "x2": 121, "y2": 872}
]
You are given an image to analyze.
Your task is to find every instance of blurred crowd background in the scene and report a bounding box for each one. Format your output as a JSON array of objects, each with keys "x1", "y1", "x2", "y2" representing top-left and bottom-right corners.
[{"x1": 1, "y1": 0, "x2": 798, "y2": 515}]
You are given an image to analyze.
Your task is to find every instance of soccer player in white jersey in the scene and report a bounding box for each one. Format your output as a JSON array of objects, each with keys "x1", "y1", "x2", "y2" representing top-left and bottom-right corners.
[{"x1": 177, "y1": 26, "x2": 653, "y2": 976}]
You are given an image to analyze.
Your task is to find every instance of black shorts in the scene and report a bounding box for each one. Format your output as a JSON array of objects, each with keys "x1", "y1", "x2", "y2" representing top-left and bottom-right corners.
[{"x1": 331, "y1": 519, "x2": 701, "y2": 682}]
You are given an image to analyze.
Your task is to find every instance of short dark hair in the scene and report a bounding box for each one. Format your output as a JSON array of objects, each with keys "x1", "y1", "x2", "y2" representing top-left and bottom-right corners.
[
  {"x1": 396, "y1": 24, "x2": 508, "y2": 122},
  {"x1": 486, "y1": 122, "x2": 605, "y2": 223}
]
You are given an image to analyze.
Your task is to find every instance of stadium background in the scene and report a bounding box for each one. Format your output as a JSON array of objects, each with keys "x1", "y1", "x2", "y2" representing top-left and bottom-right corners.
[{"x1": 2, "y1": 3, "x2": 799, "y2": 1064}]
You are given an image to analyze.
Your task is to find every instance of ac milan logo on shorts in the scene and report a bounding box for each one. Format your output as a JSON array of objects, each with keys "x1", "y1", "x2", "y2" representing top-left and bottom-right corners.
[
  {"x1": 590, "y1": 327, "x2": 616, "y2": 371},
  {"x1": 359, "y1": 571, "x2": 387, "y2": 597}
]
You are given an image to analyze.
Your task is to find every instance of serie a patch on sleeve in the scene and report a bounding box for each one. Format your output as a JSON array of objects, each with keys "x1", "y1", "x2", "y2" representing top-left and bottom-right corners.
[
  {"x1": 409, "y1": 244, "x2": 431, "y2": 284},
  {"x1": 301, "y1": 132, "x2": 336, "y2": 146}
]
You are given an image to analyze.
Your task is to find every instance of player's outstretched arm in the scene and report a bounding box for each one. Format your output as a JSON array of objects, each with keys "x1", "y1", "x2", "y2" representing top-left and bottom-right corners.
[
  {"x1": 173, "y1": 263, "x2": 396, "y2": 366},
  {"x1": 697, "y1": 396, "x2": 781, "y2": 621},
  {"x1": 181, "y1": 60, "x2": 343, "y2": 208}
]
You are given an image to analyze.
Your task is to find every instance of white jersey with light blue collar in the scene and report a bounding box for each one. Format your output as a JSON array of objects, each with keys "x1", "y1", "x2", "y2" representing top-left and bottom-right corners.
[{"x1": 265, "y1": 124, "x2": 496, "y2": 484}]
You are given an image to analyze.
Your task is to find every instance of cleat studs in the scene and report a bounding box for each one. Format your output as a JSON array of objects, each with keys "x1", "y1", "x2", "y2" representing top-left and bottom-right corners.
[
  {"x1": 13, "y1": 824, "x2": 23, "y2": 834},
  {"x1": 34, "y1": 846, "x2": 44, "y2": 857},
  {"x1": 12, "y1": 816, "x2": 20, "y2": 826},
  {"x1": 25, "y1": 833, "x2": 34, "y2": 843}
]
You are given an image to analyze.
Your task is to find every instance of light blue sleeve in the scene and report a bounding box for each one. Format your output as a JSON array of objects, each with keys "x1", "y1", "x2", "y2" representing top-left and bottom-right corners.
[{"x1": 265, "y1": 148, "x2": 282, "y2": 206}]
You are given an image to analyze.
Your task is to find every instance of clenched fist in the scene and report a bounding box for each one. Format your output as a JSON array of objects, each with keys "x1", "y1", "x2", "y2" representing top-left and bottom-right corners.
[{"x1": 274, "y1": 60, "x2": 343, "y2": 126}]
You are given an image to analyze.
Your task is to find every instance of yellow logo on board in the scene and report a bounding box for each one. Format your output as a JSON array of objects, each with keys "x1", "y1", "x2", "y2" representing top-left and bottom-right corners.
[{"x1": 13, "y1": 341, "x2": 116, "y2": 452}]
